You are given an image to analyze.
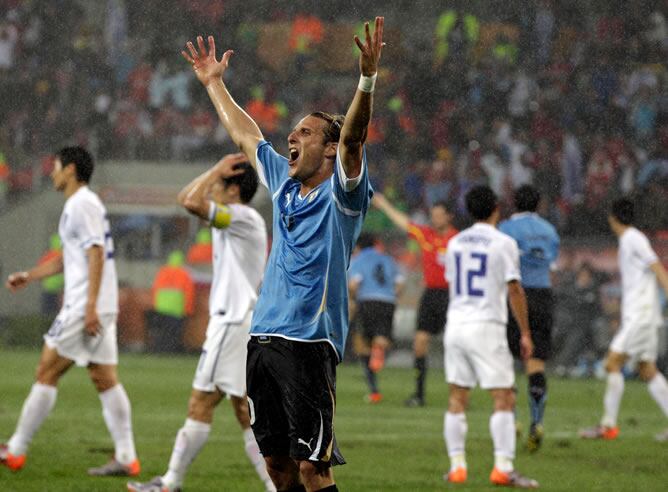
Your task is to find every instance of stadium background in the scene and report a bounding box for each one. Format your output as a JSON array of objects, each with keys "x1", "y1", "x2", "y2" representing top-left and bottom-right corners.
[{"x1": 1, "y1": 0, "x2": 666, "y2": 372}]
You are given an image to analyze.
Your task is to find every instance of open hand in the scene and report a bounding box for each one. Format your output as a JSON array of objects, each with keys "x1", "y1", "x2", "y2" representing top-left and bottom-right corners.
[
  {"x1": 354, "y1": 16, "x2": 384, "y2": 76},
  {"x1": 213, "y1": 153, "x2": 249, "y2": 179},
  {"x1": 182, "y1": 35, "x2": 233, "y2": 87}
]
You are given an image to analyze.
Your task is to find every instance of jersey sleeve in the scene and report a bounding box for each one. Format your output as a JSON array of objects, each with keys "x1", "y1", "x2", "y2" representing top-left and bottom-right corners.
[
  {"x1": 348, "y1": 257, "x2": 363, "y2": 283},
  {"x1": 332, "y1": 145, "x2": 372, "y2": 216},
  {"x1": 70, "y1": 202, "x2": 105, "y2": 250},
  {"x1": 255, "y1": 140, "x2": 289, "y2": 193},
  {"x1": 635, "y1": 233, "x2": 659, "y2": 267},
  {"x1": 503, "y1": 238, "x2": 522, "y2": 283}
]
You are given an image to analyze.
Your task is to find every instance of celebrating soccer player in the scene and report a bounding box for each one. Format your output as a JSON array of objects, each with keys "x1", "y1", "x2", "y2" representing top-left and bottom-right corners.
[
  {"x1": 372, "y1": 193, "x2": 457, "y2": 407},
  {"x1": 1, "y1": 147, "x2": 140, "y2": 477},
  {"x1": 443, "y1": 186, "x2": 538, "y2": 488},
  {"x1": 181, "y1": 16, "x2": 383, "y2": 491},
  {"x1": 580, "y1": 198, "x2": 668, "y2": 441},
  {"x1": 499, "y1": 185, "x2": 560, "y2": 451},
  {"x1": 128, "y1": 154, "x2": 273, "y2": 492}
]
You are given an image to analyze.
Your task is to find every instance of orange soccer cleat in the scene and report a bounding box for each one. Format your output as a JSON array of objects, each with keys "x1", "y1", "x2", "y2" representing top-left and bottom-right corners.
[
  {"x1": 444, "y1": 466, "x2": 467, "y2": 484},
  {"x1": 490, "y1": 467, "x2": 539, "y2": 488},
  {"x1": 578, "y1": 425, "x2": 619, "y2": 440},
  {"x1": 0, "y1": 444, "x2": 26, "y2": 471}
]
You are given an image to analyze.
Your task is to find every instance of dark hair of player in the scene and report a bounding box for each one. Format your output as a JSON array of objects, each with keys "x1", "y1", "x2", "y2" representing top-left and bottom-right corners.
[
  {"x1": 356, "y1": 232, "x2": 376, "y2": 249},
  {"x1": 465, "y1": 185, "x2": 498, "y2": 221},
  {"x1": 610, "y1": 198, "x2": 634, "y2": 225},
  {"x1": 223, "y1": 163, "x2": 259, "y2": 204},
  {"x1": 514, "y1": 184, "x2": 540, "y2": 212},
  {"x1": 310, "y1": 111, "x2": 346, "y2": 144},
  {"x1": 56, "y1": 146, "x2": 94, "y2": 183},
  {"x1": 432, "y1": 200, "x2": 452, "y2": 214}
]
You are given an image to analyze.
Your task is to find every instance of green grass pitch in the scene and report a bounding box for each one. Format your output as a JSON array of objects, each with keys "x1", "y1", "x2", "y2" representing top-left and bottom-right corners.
[{"x1": 1, "y1": 348, "x2": 666, "y2": 491}]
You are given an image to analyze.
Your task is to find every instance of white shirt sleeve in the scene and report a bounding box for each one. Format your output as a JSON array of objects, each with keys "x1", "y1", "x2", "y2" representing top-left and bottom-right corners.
[
  {"x1": 336, "y1": 145, "x2": 365, "y2": 192},
  {"x1": 72, "y1": 203, "x2": 105, "y2": 250},
  {"x1": 503, "y1": 239, "x2": 522, "y2": 283},
  {"x1": 635, "y1": 233, "x2": 659, "y2": 268}
]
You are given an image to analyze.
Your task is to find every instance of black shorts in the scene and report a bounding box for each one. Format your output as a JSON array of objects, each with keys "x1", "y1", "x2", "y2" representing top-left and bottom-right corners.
[
  {"x1": 507, "y1": 288, "x2": 554, "y2": 361},
  {"x1": 417, "y1": 288, "x2": 449, "y2": 335},
  {"x1": 246, "y1": 336, "x2": 346, "y2": 466},
  {"x1": 358, "y1": 300, "x2": 395, "y2": 340}
]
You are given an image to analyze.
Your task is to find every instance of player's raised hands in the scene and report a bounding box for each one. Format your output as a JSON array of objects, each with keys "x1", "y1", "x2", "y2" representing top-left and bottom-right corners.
[
  {"x1": 213, "y1": 153, "x2": 249, "y2": 178},
  {"x1": 182, "y1": 35, "x2": 233, "y2": 87},
  {"x1": 354, "y1": 16, "x2": 384, "y2": 76},
  {"x1": 6, "y1": 271, "x2": 29, "y2": 292}
]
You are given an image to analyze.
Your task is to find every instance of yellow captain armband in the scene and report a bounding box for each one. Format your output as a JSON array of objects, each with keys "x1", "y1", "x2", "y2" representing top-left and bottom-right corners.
[{"x1": 208, "y1": 201, "x2": 232, "y2": 229}]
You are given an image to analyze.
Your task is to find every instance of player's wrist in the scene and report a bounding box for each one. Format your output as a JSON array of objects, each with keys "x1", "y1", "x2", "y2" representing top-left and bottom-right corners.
[{"x1": 358, "y1": 73, "x2": 377, "y2": 93}]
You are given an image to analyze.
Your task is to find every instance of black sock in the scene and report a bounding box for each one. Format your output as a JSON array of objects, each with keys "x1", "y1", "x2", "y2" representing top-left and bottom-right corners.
[
  {"x1": 281, "y1": 486, "x2": 307, "y2": 492},
  {"x1": 528, "y1": 372, "x2": 547, "y2": 425},
  {"x1": 415, "y1": 356, "x2": 426, "y2": 399},
  {"x1": 315, "y1": 486, "x2": 338, "y2": 492},
  {"x1": 361, "y1": 355, "x2": 378, "y2": 393}
]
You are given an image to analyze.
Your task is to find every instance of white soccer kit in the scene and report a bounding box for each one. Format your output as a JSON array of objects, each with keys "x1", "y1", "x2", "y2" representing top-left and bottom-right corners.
[
  {"x1": 610, "y1": 227, "x2": 662, "y2": 361},
  {"x1": 444, "y1": 223, "x2": 521, "y2": 389},
  {"x1": 44, "y1": 186, "x2": 119, "y2": 366},
  {"x1": 192, "y1": 202, "x2": 267, "y2": 396}
]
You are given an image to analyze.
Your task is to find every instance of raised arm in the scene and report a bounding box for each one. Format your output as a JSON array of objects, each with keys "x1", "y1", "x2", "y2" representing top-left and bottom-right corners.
[
  {"x1": 178, "y1": 153, "x2": 247, "y2": 220},
  {"x1": 182, "y1": 36, "x2": 263, "y2": 166},
  {"x1": 371, "y1": 192, "x2": 410, "y2": 232},
  {"x1": 5, "y1": 254, "x2": 64, "y2": 292},
  {"x1": 338, "y1": 17, "x2": 384, "y2": 179}
]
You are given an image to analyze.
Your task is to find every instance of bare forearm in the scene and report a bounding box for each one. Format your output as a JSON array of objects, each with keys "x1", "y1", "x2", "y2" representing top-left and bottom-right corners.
[
  {"x1": 86, "y1": 246, "x2": 104, "y2": 308},
  {"x1": 508, "y1": 283, "x2": 530, "y2": 336},
  {"x1": 27, "y1": 255, "x2": 63, "y2": 282},
  {"x1": 651, "y1": 262, "x2": 668, "y2": 299},
  {"x1": 374, "y1": 195, "x2": 409, "y2": 231},
  {"x1": 341, "y1": 90, "x2": 373, "y2": 147},
  {"x1": 206, "y1": 79, "x2": 263, "y2": 160}
]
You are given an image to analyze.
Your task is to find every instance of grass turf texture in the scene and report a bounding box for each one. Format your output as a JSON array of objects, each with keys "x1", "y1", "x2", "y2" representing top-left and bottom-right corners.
[{"x1": 0, "y1": 348, "x2": 666, "y2": 491}]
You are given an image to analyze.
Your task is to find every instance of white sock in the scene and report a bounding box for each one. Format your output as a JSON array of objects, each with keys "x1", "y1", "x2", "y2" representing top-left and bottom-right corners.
[
  {"x1": 444, "y1": 412, "x2": 467, "y2": 470},
  {"x1": 8, "y1": 383, "x2": 57, "y2": 456},
  {"x1": 490, "y1": 411, "x2": 515, "y2": 472},
  {"x1": 162, "y1": 418, "x2": 211, "y2": 488},
  {"x1": 99, "y1": 384, "x2": 137, "y2": 465},
  {"x1": 601, "y1": 372, "x2": 624, "y2": 428},
  {"x1": 648, "y1": 373, "x2": 668, "y2": 418},
  {"x1": 243, "y1": 427, "x2": 276, "y2": 492}
]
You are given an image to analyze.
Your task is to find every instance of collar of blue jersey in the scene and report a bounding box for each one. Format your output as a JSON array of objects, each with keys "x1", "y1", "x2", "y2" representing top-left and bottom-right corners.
[{"x1": 510, "y1": 212, "x2": 538, "y2": 219}]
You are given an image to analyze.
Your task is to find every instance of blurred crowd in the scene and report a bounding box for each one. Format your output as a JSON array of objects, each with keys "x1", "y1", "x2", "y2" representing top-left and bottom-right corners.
[{"x1": 0, "y1": 0, "x2": 667, "y2": 234}]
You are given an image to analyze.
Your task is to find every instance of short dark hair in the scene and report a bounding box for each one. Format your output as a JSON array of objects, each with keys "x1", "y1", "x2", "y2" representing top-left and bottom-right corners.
[
  {"x1": 356, "y1": 232, "x2": 376, "y2": 249},
  {"x1": 223, "y1": 163, "x2": 259, "y2": 204},
  {"x1": 56, "y1": 146, "x2": 94, "y2": 183},
  {"x1": 465, "y1": 185, "x2": 498, "y2": 221},
  {"x1": 431, "y1": 200, "x2": 452, "y2": 214},
  {"x1": 514, "y1": 185, "x2": 540, "y2": 212},
  {"x1": 310, "y1": 111, "x2": 345, "y2": 144},
  {"x1": 611, "y1": 198, "x2": 634, "y2": 225}
]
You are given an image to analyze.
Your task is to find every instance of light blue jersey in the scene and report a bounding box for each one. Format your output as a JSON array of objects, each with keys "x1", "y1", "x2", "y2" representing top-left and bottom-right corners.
[
  {"x1": 251, "y1": 140, "x2": 372, "y2": 360},
  {"x1": 499, "y1": 212, "x2": 560, "y2": 289},
  {"x1": 349, "y1": 248, "x2": 403, "y2": 304}
]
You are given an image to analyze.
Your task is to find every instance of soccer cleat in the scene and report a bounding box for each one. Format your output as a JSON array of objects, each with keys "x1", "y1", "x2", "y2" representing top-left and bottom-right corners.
[
  {"x1": 404, "y1": 395, "x2": 425, "y2": 407},
  {"x1": 0, "y1": 443, "x2": 26, "y2": 471},
  {"x1": 444, "y1": 466, "x2": 467, "y2": 483},
  {"x1": 654, "y1": 429, "x2": 668, "y2": 442},
  {"x1": 526, "y1": 423, "x2": 544, "y2": 452},
  {"x1": 127, "y1": 476, "x2": 182, "y2": 492},
  {"x1": 88, "y1": 458, "x2": 141, "y2": 477},
  {"x1": 578, "y1": 425, "x2": 619, "y2": 440},
  {"x1": 365, "y1": 392, "x2": 383, "y2": 404},
  {"x1": 490, "y1": 468, "x2": 539, "y2": 488}
]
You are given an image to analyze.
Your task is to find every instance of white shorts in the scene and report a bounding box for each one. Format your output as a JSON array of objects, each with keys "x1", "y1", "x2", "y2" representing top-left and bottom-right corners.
[
  {"x1": 192, "y1": 311, "x2": 251, "y2": 397},
  {"x1": 44, "y1": 308, "x2": 118, "y2": 367},
  {"x1": 444, "y1": 321, "x2": 514, "y2": 390},
  {"x1": 609, "y1": 320, "x2": 659, "y2": 363}
]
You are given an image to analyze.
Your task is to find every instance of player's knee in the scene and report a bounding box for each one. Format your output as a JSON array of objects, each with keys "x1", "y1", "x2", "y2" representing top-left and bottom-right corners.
[
  {"x1": 638, "y1": 363, "x2": 657, "y2": 382},
  {"x1": 265, "y1": 456, "x2": 299, "y2": 488},
  {"x1": 187, "y1": 392, "x2": 217, "y2": 422},
  {"x1": 448, "y1": 392, "x2": 468, "y2": 412},
  {"x1": 299, "y1": 459, "x2": 331, "y2": 483}
]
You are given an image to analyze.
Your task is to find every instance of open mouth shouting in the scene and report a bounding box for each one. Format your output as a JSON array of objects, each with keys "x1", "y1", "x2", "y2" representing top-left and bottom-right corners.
[{"x1": 288, "y1": 147, "x2": 300, "y2": 166}]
